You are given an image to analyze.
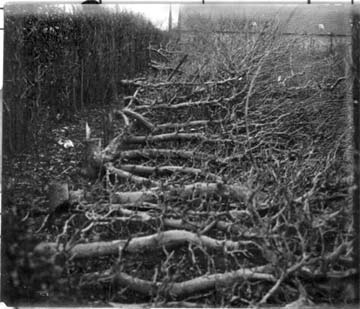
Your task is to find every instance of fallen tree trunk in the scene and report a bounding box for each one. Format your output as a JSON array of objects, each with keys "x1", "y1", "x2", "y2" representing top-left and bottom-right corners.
[
  {"x1": 133, "y1": 98, "x2": 223, "y2": 111},
  {"x1": 83, "y1": 264, "x2": 275, "y2": 298},
  {"x1": 102, "y1": 148, "x2": 222, "y2": 164},
  {"x1": 112, "y1": 190, "x2": 157, "y2": 203},
  {"x1": 122, "y1": 132, "x2": 241, "y2": 145},
  {"x1": 123, "y1": 132, "x2": 207, "y2": 144},
  {"x1": 109, "y1": 207, "x2": 264, "y2": 238},
  {"x1": 118, "y1": 164, "x2": 222, "y2": 181},
  {"x1": 111, "y1": 182, "x2": 252, "y2": 204},
  {"x1": 78, "y1": 203, "x2": 260, "y2": 237},
  {"x1": 155, "y1": 120, "x2": 219, "y2": 131},
  {"x1": 168, "y1": 182, "x2": 252, "y2": 201},
  {"x1": 120, "y1": 77, "x2": 242, "y2": 88},
  {"x1": 34, "y1": 229, "x2": 256, "y2": 259},
  {"x1": 112, "y1": 209, "x2": 200, "y2": 231}
]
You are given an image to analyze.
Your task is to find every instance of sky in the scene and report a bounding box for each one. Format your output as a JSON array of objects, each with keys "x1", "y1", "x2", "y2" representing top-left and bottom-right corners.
[{"x1": 112, "y1": 3, "x2": 180, "y2": 30}]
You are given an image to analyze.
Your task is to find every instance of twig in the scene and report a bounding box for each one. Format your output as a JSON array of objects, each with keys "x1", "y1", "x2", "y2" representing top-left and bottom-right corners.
[
  {"x1": 257, "y1": 255, "x2": 309, "y2": 305},
  {"x1": 126, "y1": 87, "x2": 140, "y2": 109},
  {"x1": 168, "y1": 54, "x2": 188, "y2": 81}
]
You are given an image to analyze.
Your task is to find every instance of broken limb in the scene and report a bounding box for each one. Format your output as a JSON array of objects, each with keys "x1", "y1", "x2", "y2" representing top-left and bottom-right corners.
[
  {"x1": 115, "y1": 148, "x2": 222, "y2": 163},
  {"x1": 34, "y1": 230, "x2": 258, "y2": 259},
  {"x1": 121, "y1": 108, "x2": 155, "y2": 131},
  {"x1": 105, "y1": 162, "x2": 159, "y2": 187},
  {"x1": 83, "y1": 265, "x2": 275, "y2": 298},
  {"x1": 122, "y1": 132, "x2": 244, "y2": 145},
  {"x1": 118, "y1": 164, "x2": 222, "y2": 181},
  {"x1": 111, "y1": 182, "x2": 252, "y2": 204}
]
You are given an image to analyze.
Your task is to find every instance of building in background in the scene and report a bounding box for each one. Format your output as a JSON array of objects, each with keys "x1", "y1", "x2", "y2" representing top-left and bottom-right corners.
[{"x1": 178, "y1": 3, "x2": 351, "y2": 51}]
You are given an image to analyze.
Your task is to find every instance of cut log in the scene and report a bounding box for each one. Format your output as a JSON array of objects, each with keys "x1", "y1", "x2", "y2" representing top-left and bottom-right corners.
[
  {"x1": 115, "y1": 148, "x2": 221, "y2": 163},
  {"x1": 111, "y1": 190, "x2": 158, "y2": 204},
  {"x1": 105, "y1": 163, "x2": 160, "y2": 187},
  {"x1": 118, "y1": 164, "x2": 222, "y2": 181},
  {"x1": 108, "y1": 208, "x2": 260, "y2": 237},
  {"x1": 134, "y1": 98, "x2": 222, "y2": 111},
  {"x1": 155, "y1": 119, "x2": 221, "y2": 131},
  {"x1": 122, "y1": 133, "x2": 243, "y2": 145},
  {"x1": 167, "y1": 182, "x2": 252, "y2": 201},
  {"x1": 111, "y1": 182, "x2": 252, "y2": 204},
  {"x1": 115, "y1": 266, "x2": 275, "y2": 298},
  {"x1": 100, "y1": 136, "x2": 225, "y2": 163},
  {"x1": 34, "y1": 230, "x2": 257, "y2": 259},
  {"x1": 120, "y1": 77, "x2": 241, "y2": 88},
  {"x1": 123, "y1": 132, "x2": 208, "y2": 144},
  {"x1": 83, "y1": 265, "x2": 275, "y2": 298}
]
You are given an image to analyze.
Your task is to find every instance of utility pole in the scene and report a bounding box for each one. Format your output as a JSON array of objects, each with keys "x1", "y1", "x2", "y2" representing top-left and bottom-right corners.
[{"x1": 168, "y1": 4, "x2": 172, "y2": 32}]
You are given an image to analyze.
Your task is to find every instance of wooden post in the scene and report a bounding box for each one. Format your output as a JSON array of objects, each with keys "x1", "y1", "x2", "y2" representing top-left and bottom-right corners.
[{"x1": 351, "y1": 10, "x2": 360, "y2": 303}]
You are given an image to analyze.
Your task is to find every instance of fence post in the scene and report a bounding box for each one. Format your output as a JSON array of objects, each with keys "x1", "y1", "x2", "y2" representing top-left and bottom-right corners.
[{"x1": 351, "y1": 10, "x2": 360, "y2": 303}]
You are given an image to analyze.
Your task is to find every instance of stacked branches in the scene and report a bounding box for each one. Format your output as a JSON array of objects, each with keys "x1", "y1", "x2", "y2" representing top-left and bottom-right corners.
[{"x1": 35, "y1": 19, "x2": 354, "y2": 306}]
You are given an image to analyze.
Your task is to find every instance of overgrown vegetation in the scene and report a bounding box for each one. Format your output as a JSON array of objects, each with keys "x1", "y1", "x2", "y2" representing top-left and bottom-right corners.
[
  {"x1": 3, "y1": 11, "x2": 355, "y2": 308},
  {"x1": 3, "y1": 4, "x2": 165, "y2": 155}
]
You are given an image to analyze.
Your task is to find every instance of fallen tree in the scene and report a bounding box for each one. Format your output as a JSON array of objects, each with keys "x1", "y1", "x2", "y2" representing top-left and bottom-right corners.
[
  {"x1": 34, "y1": 230, "x2": 260, "y2": 259},
  {"x1": 92, "y1": 265, "x2": 275, "y2": 298},
  {"x1": 110, "y1": 182, "x2": 253, "y2": 204}
]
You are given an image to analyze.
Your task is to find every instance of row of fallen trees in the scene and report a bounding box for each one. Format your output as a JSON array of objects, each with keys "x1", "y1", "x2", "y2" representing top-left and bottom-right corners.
[{"x1": 34, "y1": 22, "x2": 355, "y2": 307}]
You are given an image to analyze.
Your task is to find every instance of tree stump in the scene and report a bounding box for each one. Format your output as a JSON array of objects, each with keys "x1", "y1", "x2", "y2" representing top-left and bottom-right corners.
[
  {"x1": 48, "y1": 182, "x2": 69, "y2": 212},
  {"x1": 83, "y1": 137, "x2": 103, "y2": 180}
]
